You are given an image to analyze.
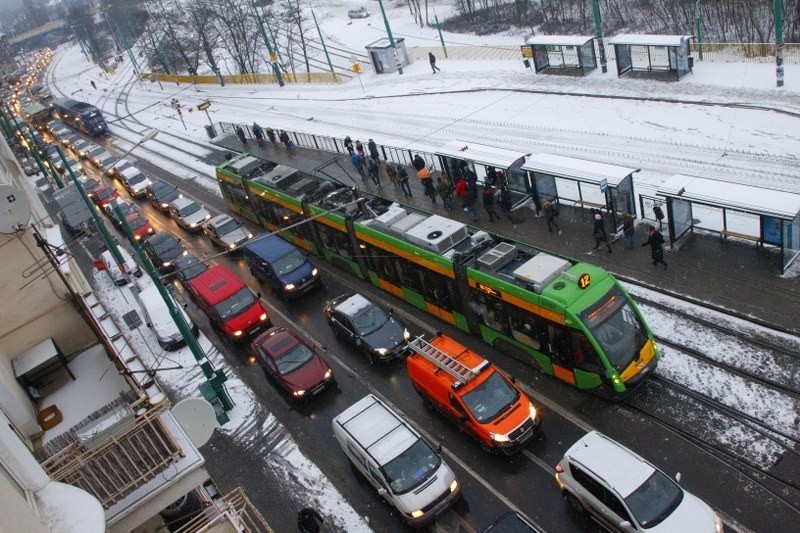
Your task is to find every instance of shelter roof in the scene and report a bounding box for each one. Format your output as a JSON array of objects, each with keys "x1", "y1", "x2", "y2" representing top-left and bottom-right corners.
[
  {"x1": 525, "y1": 35, "x2": 595, "y2": 46},
  {"x1": 435, "y1": 140, "x2": 528, "y2": 169},
  {"x1": 522, "y1": 153, "x2": 639, "y2": 186},
  {"x1": 657, "y1": 174, "x2": 800, "y2": 219},
  {"x1": 608, "y1": 34, "x2": 693, "y2": 47}
]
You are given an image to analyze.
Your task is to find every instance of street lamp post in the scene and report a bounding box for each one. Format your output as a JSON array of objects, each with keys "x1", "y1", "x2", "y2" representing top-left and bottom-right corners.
[
  {"x1": 377, "y1": 0, "x2": 403, "y2": 75},
  {"x1": 695, "y1": 0, "x2": 704, "y2": 61}
]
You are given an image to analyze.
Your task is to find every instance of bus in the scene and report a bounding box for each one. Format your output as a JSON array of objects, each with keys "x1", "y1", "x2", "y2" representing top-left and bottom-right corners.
[
  {"x1": 215, "y1": 153, "x2": 660, "y2": 398},
  {"x1": 22, "y1": 102, "x2": 51, "y2": 129},
  {"x1": 51, "y1": 98, "x2": 108, "y2": 137}
]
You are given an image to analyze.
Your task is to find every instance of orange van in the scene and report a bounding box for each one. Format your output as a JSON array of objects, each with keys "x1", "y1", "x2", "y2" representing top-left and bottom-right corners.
[{"x1": 406, "y1": 334, "x2": 541, "y2": 454}]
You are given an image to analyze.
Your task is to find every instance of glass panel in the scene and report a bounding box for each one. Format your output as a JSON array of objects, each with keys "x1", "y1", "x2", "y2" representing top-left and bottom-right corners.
[
  {"x1": 670, "y1": 199, "x2": 692, "y2": 241},
  {"x1": 783, "y1": 213, "x2": 800, "y2": 273}
]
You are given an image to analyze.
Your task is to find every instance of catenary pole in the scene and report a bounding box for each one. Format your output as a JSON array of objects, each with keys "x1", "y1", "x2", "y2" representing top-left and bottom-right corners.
[
  {"x1": 311, "y1": 10, "x2": 336, "y2": 82},
  {"x1": 591, "y1": 0, "x2": 608, "y2": 73},
  {"x1": 775, "y1": 0, "x2": 784, "y2": 87},
  {"x1": 694, "y1": 1, "x2": 704, "y2": 61}
]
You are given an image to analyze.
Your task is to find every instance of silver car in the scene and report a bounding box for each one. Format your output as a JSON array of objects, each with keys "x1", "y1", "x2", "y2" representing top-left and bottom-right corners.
[{"x1": 203, "y1": 214, "x2": 252, "y2": 250}]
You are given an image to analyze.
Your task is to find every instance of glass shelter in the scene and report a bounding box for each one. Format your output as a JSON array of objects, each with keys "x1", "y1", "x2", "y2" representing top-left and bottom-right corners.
[
  {"x1": 608, "y1": 34, "x2": 693, "y2": 81},
  {"x1": 657, "y1": 175, "x2": 800, "y2": 274},
  {"x1": 523, "y1": 35, "x2": 597, "y2": 76}
]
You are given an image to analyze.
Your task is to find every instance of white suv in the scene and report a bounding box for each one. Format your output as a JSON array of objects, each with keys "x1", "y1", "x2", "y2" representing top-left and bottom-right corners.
[
  {"x1": 555, "y1": 431, "x2": 722, "y2": 533},
  {"x1": 169, "y1": 197, "x2": 211, "y2": 232}
]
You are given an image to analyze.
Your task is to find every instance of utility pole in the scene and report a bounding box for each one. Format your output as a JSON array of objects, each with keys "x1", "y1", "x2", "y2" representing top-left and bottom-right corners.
[
  {"x1": 775, "y1": 0, "x2": 784, "y2": 87},
  {"x1": 434, "y1": 13, "x2": 448, "y2": 58},
  {"x1": 253, "y1": 1, "x2": 284, "y2": 87},
  {"x1": 694, "y1": 1, "x2": 704, "y2": 61},
  {"x1": 192, "y1": 11, "x2": 225, "y2": 86},
  {"x1": 591, "y1": 0, "x2": 608, "y2": 73},
  {"x1": 311, "y1": 10, "x2": 336, "y2": 82},
  {"x1": 377, "y1": 0, "x2": 402, "y2": 75}
]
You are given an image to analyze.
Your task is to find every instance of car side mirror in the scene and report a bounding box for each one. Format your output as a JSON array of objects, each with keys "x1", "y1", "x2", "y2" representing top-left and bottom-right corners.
[
  {"x1": 256, "y1": 292, "x2": 262, "y2": 299},
  {"x1": 146, "y1": 322, "x2": 152, "y2": 328},
  {"x1": 435, "y1": 443, "x2": 442, "y2": 453},
  {"x1": 509, "y1": 375, "x2": 516, "y2": 384},
  {"x1": 377, "y1": 488, "x2": 387, "y2": 497},
  {"x1": 675, "y1": 472, "x2": 682, "y2": 484},
  {"x1": 619, "y1": 521, "x2": 633, "y2": 531}
]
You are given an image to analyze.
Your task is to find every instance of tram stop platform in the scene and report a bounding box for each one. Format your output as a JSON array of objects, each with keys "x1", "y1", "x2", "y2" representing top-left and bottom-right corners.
[{"x1": 211, "y1": 135, "x2": 800, "y2": 334}]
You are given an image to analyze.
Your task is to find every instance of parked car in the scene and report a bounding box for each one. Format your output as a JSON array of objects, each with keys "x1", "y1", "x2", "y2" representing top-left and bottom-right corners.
[
  {"x1": 123, "y1": 212, "x2": 155, "y2": 242},
  {"x1": 72, "y1": 138, "x2": 92, "y2": 159},
  {"x1": 86, "y1": 145, "x2": 112, "y2": 168},
  {"x1": 250, "y1": 326, "x2": 335, "y2": 400},
  {"x1": 348, "y1": 7, "x2": 369, "y2": 18},
  {"x1": 171, "y1": 254, "x2": 209, "y2": 289},
  {"x1": 142, "y1": 232, "x2": 187, "y2": 271},
  {"x1": 134, "y1": 284, "x2": 197, "y2": 350},
  {"x1": 145, "y1": 179, "x2": 181, "y2": 212},
  {"x1": 100, "y1": 248, "x2": 142, "y2": 285},
  {"x1": 323, "y1": 292, "x2": 409, "y2": 363},
  {"x1": 118, "y1": 165, "x2": 151, "y2": 198},
  {"x1": 204, "y1": 214, "x2": 252, "y2": 250},
  {"x1": 244, "y1": 234, "x2": 320, "y2": 299},
  {"x1": 104, "y1": 198, "x2": 137, "y2": 224},
  {"x1": 90, "y1": 186, "x2": 120, "y2": 209},
  {"x1": 107, "y1": 158, "x2": 133, "y2": 179},
  {"x1": 169, "y1": 197, "x2": 211, "y2": 232},
  {"x1": 555, "y1": 431, "x2": 723, "y2": 533}
]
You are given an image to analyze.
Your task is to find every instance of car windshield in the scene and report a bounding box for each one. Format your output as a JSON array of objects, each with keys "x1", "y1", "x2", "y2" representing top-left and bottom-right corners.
[
  {"x1": 272, "y1": 249, "x2": 306, "y2": 276},
  {"x1": 152, "y1": 237, "x2": 179, "y2": 254},
  {"x1": 217, "y1": 218, "x2": 240, "y2": 235},
  {"x1": 271, "y1": 337, "x2": 315, "y2": 375},
  {"x1": 381, "y1": 439, "x2": 441, "y2": 495},
  {"x1": 350, "y1": 303, "x2": 389, "y2": 336},
  {"x1": 152, "y1": 181, "x2": 174, "y2": 194},
  {"x1": 215, "y1": 287, "x2": 256, "y2": 320},
  {"x1": 127, "y1": 173, "x2": 146, "y2": 185},
  {"x1": 578, "y1": 285, "x2": 648, "y2": 370},
  {"x1": 624, "y1": 470, "x2": 684, "y2": 528},
  {"x1": 461, "y1": 371, "x2": 520, "y2": 423},
  {"x1": 179, "y1": 261, "x2": 207, "y2": 280},
  {"x1": 179, "y1": 202, "x2": 201, "y2": 217}
]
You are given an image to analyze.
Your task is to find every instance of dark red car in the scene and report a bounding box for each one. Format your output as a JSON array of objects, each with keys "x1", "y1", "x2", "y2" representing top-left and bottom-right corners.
[
  {"x1": 250, "y1": 326, "x2": 336, "y2": 400},
  {"x1": 124, "y1": 212, "x2": 155, "y2": 242},
  {"x1": 90, "y1": 186, "x2": 120, "y2": 208}
]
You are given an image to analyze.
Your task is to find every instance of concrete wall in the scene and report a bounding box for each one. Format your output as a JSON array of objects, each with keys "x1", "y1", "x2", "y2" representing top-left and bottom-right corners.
[{"x1": 0, "y1": 474, "x2": 49, "y2": 533}]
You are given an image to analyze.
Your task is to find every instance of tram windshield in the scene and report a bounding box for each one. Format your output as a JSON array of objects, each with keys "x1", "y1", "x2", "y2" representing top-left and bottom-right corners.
[{"x1": 579, "y1": 285, "x2": 647, "y2": 370}]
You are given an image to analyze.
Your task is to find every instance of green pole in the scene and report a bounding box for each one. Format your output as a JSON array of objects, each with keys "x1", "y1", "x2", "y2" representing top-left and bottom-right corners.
[
  {"x1": 252, "y1": 1, "x2": 284, "y2": 86},
  {"x1": 775, "y1": 0, "x2": 784, "y2": 87},
  {"x1": 116, "y1": 205, "x2": 233, "y2": 420},
  {"x1": 694, "y1": 1, "x2": 704, "y2": 61},
  {"x1": 192, "y1": 12, "x2": 224, "y2": 86},
  {"x1": 591, "y1": 0, "x2": 608, "y2": 73},
  {"x1": 377, "y1": 0, "x2": 402, "y2": 75},
  {"x1": 311, "y1": 10, "x2": 336, "y2": 82},
  {"x1": 434, "y1": 14, "x2": 447, "y2": 58},
  {"x1": 114, "y1": 20, "x2": 140, "y2": 72}
]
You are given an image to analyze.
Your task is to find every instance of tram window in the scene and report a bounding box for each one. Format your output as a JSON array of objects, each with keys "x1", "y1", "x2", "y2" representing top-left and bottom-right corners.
[
  {"x1": 362, "y1": 242, "x2": 401, "y2": 284},
  {"x1": 470, "y1": 289, "x2": 510, "y2": 335},
  {"x1": 251, "y1": 195, "x2": 276, "y2": 225},
  {"x1": 571, "y1": 331, "x2": 602, "y2": 372},
  {"x1": 272, "y1": 204, "x2": 302, "y2": 228},
  {"x1": 547, "y1": 325, "x2": 570, "y2": 363},
  {"x1": 220, "y1": 181, "x2": 248, "y2": 207},
  {"x1": 316, "y1": 224, "x2": 352, "y2": 258},
  {"x1": 421, "y1": 270, "x2": 459, "y2": 312}
]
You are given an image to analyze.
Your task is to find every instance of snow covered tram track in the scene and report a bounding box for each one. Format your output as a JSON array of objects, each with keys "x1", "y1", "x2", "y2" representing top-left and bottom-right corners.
[{"x1": 624, "y1": 377, "x2": 800, "y2": 514}]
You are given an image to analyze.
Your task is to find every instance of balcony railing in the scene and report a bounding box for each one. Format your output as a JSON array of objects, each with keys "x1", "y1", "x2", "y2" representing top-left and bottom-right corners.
[{"x1": 172, "y1": 487, "x2": 274, "y2": 533}]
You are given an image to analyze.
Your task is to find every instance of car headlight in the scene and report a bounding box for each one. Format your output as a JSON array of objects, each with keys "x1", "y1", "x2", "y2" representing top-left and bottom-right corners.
[
  {"x1": 375, "y1": 348, "x2": 389, "y2": 356},
  {"x1": 403, "y1": 328, "x2": 410, "y2": 341},
  {"x1": 311, "y1": 268, "x2": 318, "y2": 276},
  {"x1": 233, "y1": 330, "x2": 243, "y2": 337},
  {"x1": 323, "y1": 369, "x2": 333, "y2": 380},
  {"x1": 246, "y1": 233, "x2": 253, "y2": 239},
  {"x1": 490, "y1": 432, "x2": 510, "y2": 443},
  {"x1": 529, "y1": 402, "x2": 538, "y2": 420},
  {"x1": 163, "y1": 261, "x2": 172, "y2": 267},
  {"x1": 259, "y1": 313, "x2": 268, "y2": 321},
  {"x1": 229, "y1": 243, "x2": 236, "y2": 249},
  {"x1": 190, "y1": 222, "x2": 198, "y2": 227},
  {"x1": 284, "y1": 283, "x2": 296, "y2": 290},
  {"x1": 714, "y1": 514, "x2": 723, "y2": 533},
  {"x1": 450, "y1": 479, "x2": 458, "y2": 492},
  {"x1": 161, "y1": 202, "x2": 169, "y2": 208},
  {"x1": 409, "y1": 510, "x2": 424, "y2": 519},
  {"x1": 205, "y1": 214, "x2": 211, "y2": 219},
  {"x1": 293, "y1": 389, "x2": 306, "y2": 397},
  {"x1": 134, "y1": 235, "x2": 141, "y2": 240},
  {"x1": 148, "y1": 228, "x2": 154, "y2": 233}
]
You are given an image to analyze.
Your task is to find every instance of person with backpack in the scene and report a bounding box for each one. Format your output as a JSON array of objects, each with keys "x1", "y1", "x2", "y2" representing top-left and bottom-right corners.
[
  {"x1": 351, "y1": 152, "x2": 366, "y2": 181},
  {"x1": 482, "y1": 184, "x2": 499, "y2": 222},
  {"x1": 235, "y1": 126, "x2": 246, "y2": 144},
  {"x1": 643, "y1": 225, "x2": 668, "y2": 269},
  {"x1": 542, "y1": 199, "x2": 561, "y2": 234},
  {"x1": 367, "y1": 157, "x2": 381, "y2": 186},
  {"x1": 498, "y1": 185, "x2": 517, "y2": 226},
  {"x1": 417, "y1": 166, "x2": 436, "y2": 204},
  {"x1": 592, "y1": 211, "x2": 613, "y2": 253},
  {"x1": 252, "y1": 122, "x2": 264, "y2": 145},
  {"x1": 398, "y1": 166, "x2": 412, "y2": 198},
  {"x1": 437, "y1": 177, "x2": 452, "y2": 210}
]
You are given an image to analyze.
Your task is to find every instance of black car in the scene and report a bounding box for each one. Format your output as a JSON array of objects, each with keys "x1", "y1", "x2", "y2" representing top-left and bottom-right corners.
[
  {"x1": 142, "y1": 232, "x2": 187, "y2": 271},
  {"x1": 323, "y1": 292, "x2": 410, "y2": 364},
  {"x1": 145, "y1": 180, "x2": 180, "y2": 212},
  {"x1": 172, "y1": 254, "x2": 209, "y2": 289}
]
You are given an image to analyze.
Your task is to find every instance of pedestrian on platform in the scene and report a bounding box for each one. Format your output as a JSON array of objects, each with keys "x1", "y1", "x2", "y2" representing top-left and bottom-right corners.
[
  {"x1": 622, "y1": 212, "x2": 635, "y2": 249},
  {"x1": 418, "y1": 167, "x2": 436, "y2": 204},
  {"x1": 542, "y1": 199, "x2": 561, "y2": 234},
  {"x1": 252, "y1": 122, "x2": 264, "y2": 145},
  {"x1": 412, "y1": 154, "x2": 426, "y2": 172},
  {"x1": 429, "y1": 52, "x2": 441, "y2": 74},
  {"x1": 463, "y1": 186, "x2": 479, "y2": 222},
  {"x1": 90, "y1": 80, "x2": 97, "y2": 90},
  {"x1": 592, "y1": 211, "x2": 613, "y2": 253},
  {"x1": 266, "y1": 127, "x2": 276, "y2": 143},
  {"x1": 398, "y1": 166, "x2": 412, "y2": 197},
  {"x1": 279, "y1": 130, "x2": 292, "y2": 151},
  {"x1": 351, "y1": 152, "x2": 366, "y2": 181},
  {"x1": 454, "y1": 177, "x2": 469, "y2": 205},
  {"x1": 643, "y1": 225, "x2": 668, "y2": 269},
  {"x1": 482, "y1": 184, "x2": 499, "y2": 222},
  {"x1": 297, "y1": 507, "x2": 324, "y2": 533},
  {"x1": 437, "y1": 177, "x2": 452, "y2": 210},
  {"x1": 368, "y1": 139, "x2": 380, "y2": 162},
  {"x1": 367, "y1": 157, "x2": 381, "y2": 186},
  {"x1": 355, "y1": 140, "x2": 365, "y2": 158},
  {"x1": 235, "y1": 126, "x2": 246, "y2": 144},
  {"x1": 498, "y1": 185, "x2": 518, "y2": 226},
  {"x1": 385, "y1": 161, "x2": 399, "y2": 187},
  {"x1": 344, "y1": 136, "x2": 354, "y2": 154}
]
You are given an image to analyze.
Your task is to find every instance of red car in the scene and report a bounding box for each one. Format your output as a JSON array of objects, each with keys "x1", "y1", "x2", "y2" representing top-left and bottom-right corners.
[
  {"x1": 124, "y1": 212, "x2": 155, "y2": 242},
  {"x1": 250, "y1": 326, "x2": 336, "y2": 400},
  {"x1": 90, "y1": 186, "x2": 120, "y2": 208}
]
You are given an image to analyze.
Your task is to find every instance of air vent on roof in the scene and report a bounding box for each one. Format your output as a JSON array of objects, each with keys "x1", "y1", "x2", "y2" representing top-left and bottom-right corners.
[
  {"x1": 286, "y1": 177, "x2": 317, "y2": 196},
  {"x1": 513, "y1": 253, "x2": 571, "y2": 294},
  {"x1": 405, "y1": 215, "x2": 469, "y2": 253},
  {"x1": 477, "y1": 242, "x2": 518, "y2": 270}
]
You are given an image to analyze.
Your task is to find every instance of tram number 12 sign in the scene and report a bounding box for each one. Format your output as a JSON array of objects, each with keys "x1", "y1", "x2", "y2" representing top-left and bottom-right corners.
[{"x1": 578, "y1": 273, "x2": 591, "y2": 289}]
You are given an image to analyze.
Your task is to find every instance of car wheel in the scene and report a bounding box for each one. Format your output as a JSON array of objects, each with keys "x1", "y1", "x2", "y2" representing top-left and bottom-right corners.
[{"x1": 565, "y1": 492, "x2": 584, "y2": 514}]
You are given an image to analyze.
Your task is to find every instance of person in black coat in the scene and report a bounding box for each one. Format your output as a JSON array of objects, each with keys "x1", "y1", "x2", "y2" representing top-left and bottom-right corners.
[
  {"x1": 367, "y1": 139, "x2": 379, "y2": 161},
  {"x1": 235, "y1": 126, "x2": 246, "y2": 144},
  {"x1": 412, "y1": 154, "x2": 426, "y2": 172},
  {"x1": 643, "y1": 225, "x2": 668, "y2": 269},
  {"x1": 344, "y1": 136, "x2": 354, "y2": 154},
  {"x1": 592, "y1": 212, "x2": 612, "y2": 252},
  {"x1": 482, "y1": 184, "x2": 498, "y2": 222}
]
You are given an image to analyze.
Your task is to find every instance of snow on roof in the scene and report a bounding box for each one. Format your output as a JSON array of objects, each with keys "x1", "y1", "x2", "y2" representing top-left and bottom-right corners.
[
  {"x1": 525, "y1": 35, "x2": 595, "y2": 47},
  {"x1": 658, "y1": 175, "x2": 800, "y2": 219},
  {"x1": 522, "y1": 153, "x2": 639, "y2": 186},
  {"x1": 608, "y1": 34, "x2": 693, "y2": 47},
  {"x1": 336, "y1": 293, "x2": 371, "y2": 316},
  {"x1": 435, "y1": 140, "x2": 527, "y2": 169}
]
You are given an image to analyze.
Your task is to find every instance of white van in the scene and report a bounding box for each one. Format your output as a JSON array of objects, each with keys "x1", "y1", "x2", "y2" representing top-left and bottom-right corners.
[
  {"x1": 332, "y1": 394, "x2": 460, "y2": 527},
  {"x1": 134, "y1": 284, "x2": 198, "y2": 350}
]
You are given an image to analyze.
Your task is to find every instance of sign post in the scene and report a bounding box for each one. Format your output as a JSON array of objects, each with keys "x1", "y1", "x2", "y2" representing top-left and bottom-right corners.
[{"x1": 198, "y1": 100, "x2": 213, "y2": 127}]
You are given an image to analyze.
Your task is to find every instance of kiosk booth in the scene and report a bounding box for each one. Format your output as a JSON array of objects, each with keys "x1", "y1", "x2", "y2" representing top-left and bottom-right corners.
[
  {"x1": 523, "y1": 35, "x2": 597, "y2": 76},
  {"x1": 608, "y1": 34, "x2": 693, "y2": 80},
  {"x1": 365, "y1": 38, "x2": 410, "y2": 74},
  {"x1": 522, "y1": 153, "x2": 639, "y2": 229},
  {"x1": 657, "y1": 175, "x2": 800, "y2": 273}
]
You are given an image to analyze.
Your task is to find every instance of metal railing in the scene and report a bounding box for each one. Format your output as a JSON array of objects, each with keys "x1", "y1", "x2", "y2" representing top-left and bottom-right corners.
[{"x1": 172, "y1": 487, "x2": 274, "y2": 533}]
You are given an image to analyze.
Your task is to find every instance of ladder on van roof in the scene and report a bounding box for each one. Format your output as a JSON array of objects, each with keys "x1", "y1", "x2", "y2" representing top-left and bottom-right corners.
[{"x1": 407, "y1": 335, "x2": 489, "y2": 385}]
